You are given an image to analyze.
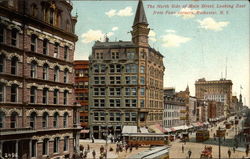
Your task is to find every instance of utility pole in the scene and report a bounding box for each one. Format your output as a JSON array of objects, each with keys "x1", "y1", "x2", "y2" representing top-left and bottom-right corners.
[{"x1": 218, "y1": 127, "x2": 221, "y2": 159}]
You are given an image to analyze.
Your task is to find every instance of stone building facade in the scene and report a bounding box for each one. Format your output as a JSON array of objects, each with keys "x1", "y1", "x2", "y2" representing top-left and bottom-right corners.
[
  {"x1": 163, "y1": 88, "x2": 186, "y2": 128},
  {"x1": 74, "y1": 60, "x2": 89, "y2": 139},
  {"x1": 195, "y1": 78, "x2": 233, "y2": 116},
  {"x1": 0, "y1": 0, "x2": 80, "y2": 158},
  {"x1": 89, "y1": 0, "x2": 164, "y2": 139}
]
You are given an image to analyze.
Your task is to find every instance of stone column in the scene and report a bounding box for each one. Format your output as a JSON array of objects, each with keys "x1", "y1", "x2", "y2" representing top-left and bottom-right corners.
[{"x1": 15, "y1": 140, "x2": 18, "y2": 159}]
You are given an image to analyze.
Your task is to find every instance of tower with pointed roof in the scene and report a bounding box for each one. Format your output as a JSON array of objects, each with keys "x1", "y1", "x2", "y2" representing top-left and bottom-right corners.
[{"x1": 131, "y1": 0, "x2": 150, "y2": 47}]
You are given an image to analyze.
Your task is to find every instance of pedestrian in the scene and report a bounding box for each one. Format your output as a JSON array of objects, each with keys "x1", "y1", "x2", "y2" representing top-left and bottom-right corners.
[
  {"x1": 228, "y1": 149, "x2": 231, "y2": 158},
  {"x1": 92, "y1": 150, "x2": 96, "y2": 159},
  {"x1": 182, "y1": 144, "x2": 184, "y2": 153},
  {"x1": 246, "y1": 149, "x2": 249, "y2": 157},
  {"x1": 129, "y1": 145, "x2": 132, "y2": 153},
  {"x1": 125, "y1": 144, "x2": 128, "y2": 153},
  {"x1": 84, "y1": 150, "x2": 88, "y2": 159},
  {"x1": 87, "y1": 144, "x2": 90, "y2": 152},
  {"x1": 188, "y1": 149, "x2": 192, "y2": 159},
  {"x1": 233, "y1": 147, "x2": 236, "y2": 153}
]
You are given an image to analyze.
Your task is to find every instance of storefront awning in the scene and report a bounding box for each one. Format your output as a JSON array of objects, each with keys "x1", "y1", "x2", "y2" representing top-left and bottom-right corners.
[
  {"x1": 122, "y1": 126, "x2": 137, "y2": 134},
  {"x1": 80, "y1": 130, "x2": 89, "y2": 133}
]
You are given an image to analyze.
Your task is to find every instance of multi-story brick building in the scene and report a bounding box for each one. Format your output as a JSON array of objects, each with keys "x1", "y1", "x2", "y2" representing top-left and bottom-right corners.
[
  {"x1": 0, "y1": 0, "x2": 80, "y2": 158},
  {"x1": 195, "y1": 78, "x2": 233, "y2": 116},
  {"x1": 89, "y1": 0, "x2": 165, "y2": 139},
  {"x1": 163, "y1": 88, "x2": 186, "y2": 128},
  {"x1": 74, "y1": 60, "x2": 89, "y2": 139}
]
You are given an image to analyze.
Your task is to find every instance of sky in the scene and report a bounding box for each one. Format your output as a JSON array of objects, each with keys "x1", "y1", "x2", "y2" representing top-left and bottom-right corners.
[{"x1": 72, "y1": 0, "x2": 249, "y2": 106}]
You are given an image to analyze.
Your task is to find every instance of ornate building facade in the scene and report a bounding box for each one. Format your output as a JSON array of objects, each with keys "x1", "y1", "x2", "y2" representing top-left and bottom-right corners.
[
  {"x1": 89, "y1": 0, "x2": 165, "y2": 139},
  {"x1": 0, "y1": 0, "x2": 80, "y2": 158},
  {"x1": 74, "y1": 60, "x2": 89, "y2": 139},
  {"x1": 195, "y1": 78, "x2": 233, "y2": 116}
]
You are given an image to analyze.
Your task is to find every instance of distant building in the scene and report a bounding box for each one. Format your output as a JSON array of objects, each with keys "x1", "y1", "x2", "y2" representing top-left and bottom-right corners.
[
  {"x1": 188, "y1": 96, "x2": 197, "y2": 124},
  {"x1": 195, "y1": 78, "x2": 233, "y2": 116},
  {"x1": 0, "y1": 0, "x2": 80, "y2": 158},
  {"x1": 74, "y1": 60, "x2": 89, "y2": 138},
  {"x1": 196, "y1": 99, "x2": 208, "y2": 122},
  {"x1": 88, "y1": 0, "x2": 165, "y2": 139},
  {"x1": 163, "y1": 88, "x2": 186, "y2": 128}
]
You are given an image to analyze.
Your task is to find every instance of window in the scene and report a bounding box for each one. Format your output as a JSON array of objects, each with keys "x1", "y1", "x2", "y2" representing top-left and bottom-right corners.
[
  {"x1": 53, "y1": 137, "x2": 59, "y2": 153},
  {"x1": 64, "y1": 46, "x2": 68, "y2": 60},
  {"x1": 0, "y1": 111, "x2": 5, "y2": 128},
  {"x1": 42, "y1": 88, "x2": 48, "y2": 104},
  {"x1": 11, "y1": 84, "x2": 18, "y2": 102},
  {"x1": 0, "y1": 54, "x2": 5, "y2": 72},
  {"x1": 109, "y1": 99, "x2": 120, "y2": 107},
  {"x1": 54, "y1": 42, "x2": 59, "y2": 58},
  {"x1": 63, "y1": 136, "x2": 69, "y2": 151},
  {"x1": 131, "y1": 113, "x2": 137, "y2": 121},
  {"x1": 0, "y1": 84, "x2": 4, "y2": 102},
  {"x1": 31, "y1": 140, "x2": 37, "y2": 157},
  {"x1": 94, "y1": 87, "x2": 105, "y2": 96},
  {"x1": 42, "y1": 112, "x2": 48, "y2": 128},
  {"x1": 64, "y1": 69, "x2": 68, "y2": 83},
  {"x1": 30, "y1": 86, "x2": 37, "y2": 103},
  {"x1": 110, "y1": 113, "x2": 114, "y2": 121},
  {"x1": 0, "y1": 26, "x2": 4, "y2": 43},
  {"x1": 110, "y1": 76, "x2": 121, "y2": 84},
  {"x1": 140, "y1": 66, "x2": 145, "y2": 73},
  {"x1": 126, "y1": 64, "x2": 137, "y2": 73},
  {"x1": 111, "y1": 52, "x2": 119, "y2": 59},
  {"x1": 11, "y1": 57, "x2": 18, "y2": 75},
  {"x1": 30, "y1": 61, "x2": 37, "y2": 78},
  {"x1": 30, "y1": 112, "x2": 36, "y2": 129},
  {"x1": 140, "y1": 99, "x2": 145, "y2": 108},
  {"x1": 125, "y1": 113, "x2": 130, "y2": 121},
  {"x1": 94, "y1": 112, "x2": 99, "y2": 121},
  {"x1": 100, "y1": 64, "x2": 106, "y2": 73},
  {"x1": 94, "y1": 99, "x2": 105, "y2": 107},
  {"x1": 63, "y1": 112, "x2": 68, "y2": 128},
  {"x1": 10, "y1": 112, "x2": 18, "y2": 128},
  {"x1": 127, "y1": 52, "x2": 135, "y2": 59},
  {"x1": 53, "y1": 89, "x2": 59, "y2": 104},
  {"x1": 42, "y1": 139, "x2": 49, "y2": 155},
  {"x1": 31, "y1": 34, "x2": 37, "y2": 52},
  {"x1": 140, "y1": 88, "x2": 145, "y2": 96},
  {"x1": 50, "y1": 9, "x2": 54, "y2": 25},
  {"x1": 63, "y1": 90, "x2": 68, "y2": 105},
  {"x1": 43, "y1": 64, "x2": 49, "y2": 80},
  {"x1": 110, "y1": 64, "x2": 115, "y2": 73},
  {"x1": 43, "y1": 39, "x2": 49, "y2": 55},
  {"x1": 125, "y1": 76, "x2": 137, "y2": 85},
  {"x1": 31, "y1": 4, "x2": 38, "y2": 17},
  {"x1": 53, "y1": 112, "x2": 59, "y2": 128},
  {"x1": 116, "y1": 113, "x2": 121, "y2": 121},
  {"x1": 54, "y1": 66, "x2": 59, "y2": 82},
  {"x1": 11, "y1": 29, "x2": 18, "y2": 46}
]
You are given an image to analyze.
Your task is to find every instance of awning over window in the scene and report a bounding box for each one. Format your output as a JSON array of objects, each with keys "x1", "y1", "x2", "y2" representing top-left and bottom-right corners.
[{"x1": 80, "y1": 130, "x2": 89, "y2": 133}]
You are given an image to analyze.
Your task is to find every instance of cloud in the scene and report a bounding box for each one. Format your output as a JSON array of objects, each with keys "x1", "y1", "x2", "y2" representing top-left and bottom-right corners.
[
  {"x1": 105, "y1": 7, "x2": 133, "y2": 17},
  {"x1": 149, "y1": 30, "x2": 157, "y2": 42},
  {"x1": 161, "y1": 33, "x2": 191, "y2": 48},
  {"x1": 117, "y1": 7, "x2": 133, "y2": 16},
  {"x1": 197, "y1": 17, "x2": 229, "y2": 31},
  {"x1": 112, "y1": 27, "x2": 119, "y2": 31},
  {"x1": 105, "y1": 9, "x2": 116, "y2": 17},
  {"x1": 81, "y1": 29, "x2": 114, "y2": 43},
  {"x1": 165, "y1": 29, "x2": 176, "y2": 33},
  {"x1": 176, "y1": 7, "x2": 200, "y2": 19}
]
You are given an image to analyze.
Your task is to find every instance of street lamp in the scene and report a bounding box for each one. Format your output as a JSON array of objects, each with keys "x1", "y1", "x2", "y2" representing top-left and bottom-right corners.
[{"x1": 216, "y1": 126, "x2": 225, "y2": 159}]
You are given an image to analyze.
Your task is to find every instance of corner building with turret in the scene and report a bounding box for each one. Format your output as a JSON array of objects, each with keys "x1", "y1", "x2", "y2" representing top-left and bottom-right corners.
[
  {"x1": 89, "y1": 0, "x2": 165, "y2": 139},
  {"x1": 0, "y1": 0, "x2": 80, "y2": 158}
]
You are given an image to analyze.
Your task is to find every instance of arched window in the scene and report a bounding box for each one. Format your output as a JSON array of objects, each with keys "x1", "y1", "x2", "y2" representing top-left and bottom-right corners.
[
  {"x1": 30, "y1": 112, "x2": 37, "y2": 129},
  {"x1": 63, "y1": 112, "x2": 68, "y2": 128},
  {"x1": 63, "y1": 90, "x2": 68, "y2": 105},
  {"x1": 54, "y1": 66, "x2": 59, "y2": 82},
  {"x1": 49, "y1": 8, "x2": 54, "y2": 25},
  {"x1": 0, "y1": 83, "x2": 4, "y2": 102},
  {"x1": 63, "y1": 68, "x2": 68, "y2": 83},
  {"x1": 42, "y1": 88, "x2": 48, "y2": 104},
  {"x1": 53, "y1": 89, "x2": 59, "y2": 104},
  {"x1": 42, "y1": 138, "x2": 49, "y2": 155},
  {"x1": 10, "y1": 112, "x2": 18, "y2": 128},
  {"x1": 31, "y1": 4, "x2": 38, "y2": 17},
  {"x1": 0, "y1": 111, "x2": 5, "y2": 128},
  {"x1": 54, "y1": 42, "x2": 59, "y2": 58},
  {"x1": 30, "y1": 86, "x2": 37, "y2": 104},
  {"x1": 0, "y1": 54, "x2": 5, "y2": 72},
  {"x1": 42, "y1": 112, "x2": 49, "y2": 128},
  {"x1": 43, "y1": 64, "x2": 49, "y2": 80},
  {"x1": 11, "y1": 84, "x2": 18, "y2": 102},
  {"x1": 64, "y1": 46, "x2": 68, "y2": 60},
  {"x1": 11, "y1": 28, "x2": 18, "y2": 47},
  {"x1": 43, "y1": 39, "x2": 49, "y2": 55},
  {"x1": 11, "y1": 56, "x2": 18, "y2": 75},
  {"x1": 53, "y1": 112, "x2": 59, "y2": 128},
  {"x1": 31, "y1": 34, "x2": 37, "y2": 52},
  {"x1": 30, "y1": 61, "x2": 37, "y2": 78}
]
